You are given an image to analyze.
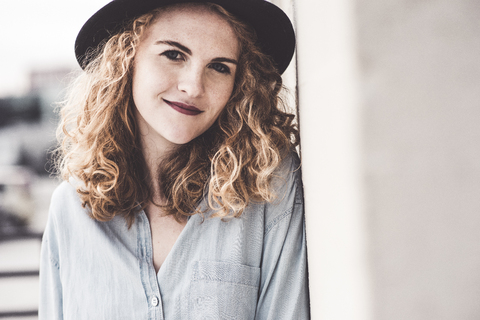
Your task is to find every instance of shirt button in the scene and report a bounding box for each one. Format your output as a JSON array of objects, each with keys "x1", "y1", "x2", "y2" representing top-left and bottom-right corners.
[{"x1": 151, "y1": 296, "x2": 159, "y2": 307}]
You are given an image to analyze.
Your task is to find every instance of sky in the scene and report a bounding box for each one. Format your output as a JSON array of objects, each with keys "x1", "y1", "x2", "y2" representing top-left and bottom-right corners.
[{"x1": 0, "y1": 0, "x2": 111, "y2": 97}]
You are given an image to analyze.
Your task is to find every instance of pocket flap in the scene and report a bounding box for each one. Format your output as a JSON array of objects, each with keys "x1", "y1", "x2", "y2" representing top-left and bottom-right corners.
[{"x1": 192, "y1": 260, "x2": 260, "y2": 288}]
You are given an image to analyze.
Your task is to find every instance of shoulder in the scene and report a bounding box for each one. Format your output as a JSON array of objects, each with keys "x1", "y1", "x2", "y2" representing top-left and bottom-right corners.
[
  {"x1": 50, "y1": 180, "x2": 82, "y2": 209},
  {"x1": 42, "y1": 180, "x2": 90, "y2": 261},
  {"x1": 48, "y1": 180, "x2": 89, "y2": 226},
  {"x1": 270, "y1": 150, "x2": 302, "y2": 201},
  {"x1": 262, "y1": 150, "x2": 303, "y2": 232},
  {"x1": 275, "y1": 150, "x2": 301, "y2": 180}
]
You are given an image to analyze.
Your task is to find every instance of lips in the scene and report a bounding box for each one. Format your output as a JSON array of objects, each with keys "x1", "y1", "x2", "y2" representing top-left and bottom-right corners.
[{"x1": 164, "y1": 99, "x2": 203, "y2": 116}]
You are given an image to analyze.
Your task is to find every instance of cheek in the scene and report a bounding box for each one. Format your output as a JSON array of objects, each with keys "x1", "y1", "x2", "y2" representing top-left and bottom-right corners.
[
  {"x1": 132, "y1": 63, "x2": 151, "y2": 102},
  {"x1": 132, "y1": 58, "x2": 174, "y2": 100},
  {"x1": 212, "y1": 80, "x2": 235, "y2": 111}
]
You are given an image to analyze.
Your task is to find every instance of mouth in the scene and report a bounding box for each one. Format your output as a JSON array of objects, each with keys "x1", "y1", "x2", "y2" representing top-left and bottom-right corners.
[{"x1": 164, "y1": 99, "x2": 203, "y2": 116}]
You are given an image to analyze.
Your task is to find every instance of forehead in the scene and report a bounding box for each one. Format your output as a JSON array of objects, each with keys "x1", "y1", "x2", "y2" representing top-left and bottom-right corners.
[{"x1": 141, "y1": 4, "x2": 240, "y2": 55}]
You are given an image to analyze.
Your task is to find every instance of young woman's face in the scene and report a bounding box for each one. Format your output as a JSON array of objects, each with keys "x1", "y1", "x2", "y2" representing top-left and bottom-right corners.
[{"x1": 132, "y1": 5, "x2": 240, "y2": 151}]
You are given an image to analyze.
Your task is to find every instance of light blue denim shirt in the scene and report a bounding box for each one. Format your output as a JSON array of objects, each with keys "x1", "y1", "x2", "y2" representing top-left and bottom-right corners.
[{"x1": 39, "y1": 152, "x2": 310, "y2": 319}]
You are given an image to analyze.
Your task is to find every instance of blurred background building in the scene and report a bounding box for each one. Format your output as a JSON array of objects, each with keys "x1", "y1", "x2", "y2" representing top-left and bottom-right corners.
[
  {"x1": 0, "y1": 67, "x2": 70, "y2": 319},
  {"x1": 1, "y1": 0, "x2": 479, "y2": 319},
  {"x1": 0, "y1": 2, "x2": 110, "y2": 318}
]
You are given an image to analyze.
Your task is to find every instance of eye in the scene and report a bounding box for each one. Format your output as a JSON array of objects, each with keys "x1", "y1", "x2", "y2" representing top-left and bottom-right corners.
[
  {"x1": 209, "y1": 63, "x2": 231, "y2": 74},
  {"x1": 161, "y1": 50, "x2": 184, "y2": 61}
]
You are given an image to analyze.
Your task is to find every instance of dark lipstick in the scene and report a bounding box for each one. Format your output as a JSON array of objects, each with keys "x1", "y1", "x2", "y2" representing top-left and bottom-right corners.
[{"x1": 164, "y1": 99, "x2": 203, "y2": 116}]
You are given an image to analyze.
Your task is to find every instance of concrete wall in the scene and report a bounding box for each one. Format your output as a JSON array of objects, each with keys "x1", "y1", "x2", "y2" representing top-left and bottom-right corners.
[
  {"x1": 358, "y1": 0, "x2": 480, "y2": 319},
  {"x1": 294, "y1": 0, "x2": 480, "y2": 318}
]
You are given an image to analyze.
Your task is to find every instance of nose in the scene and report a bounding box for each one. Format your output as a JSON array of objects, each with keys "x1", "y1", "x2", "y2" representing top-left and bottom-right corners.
[{"x1": 177, "y1": 64, "x2": 205, "y2": 98}]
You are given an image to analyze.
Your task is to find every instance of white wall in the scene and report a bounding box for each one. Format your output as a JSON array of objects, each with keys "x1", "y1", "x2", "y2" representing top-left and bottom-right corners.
[{"x1": 293, "y1": 0, "x2": 372, "y2": 319}]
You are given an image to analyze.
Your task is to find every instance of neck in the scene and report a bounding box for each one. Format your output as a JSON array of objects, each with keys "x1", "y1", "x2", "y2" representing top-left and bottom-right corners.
[
  {"x1": 139, "y1": 134, "x2": 177, "y2": 203},
  {"x1": 134, "y1": 106, "x2": 178, "y2": 194}
]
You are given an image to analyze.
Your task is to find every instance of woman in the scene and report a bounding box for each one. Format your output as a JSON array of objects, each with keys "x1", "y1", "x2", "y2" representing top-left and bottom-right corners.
[{"x1": 40, "y1": 0, "x2": 309, "y2": 319}]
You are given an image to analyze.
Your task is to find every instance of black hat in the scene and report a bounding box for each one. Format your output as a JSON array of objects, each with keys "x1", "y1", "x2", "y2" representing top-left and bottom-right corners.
[{"x1": 75, "y1": 0, "x2": 295, "y2": 74}]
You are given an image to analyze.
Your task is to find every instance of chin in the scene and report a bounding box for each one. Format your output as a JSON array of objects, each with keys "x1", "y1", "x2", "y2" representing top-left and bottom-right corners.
[
  {"x1": 168, "y1": 135, "x2": 199, "y2": 146},
  {"x1": 165, "y1": 127, "x2": 210, "y2": 146}
]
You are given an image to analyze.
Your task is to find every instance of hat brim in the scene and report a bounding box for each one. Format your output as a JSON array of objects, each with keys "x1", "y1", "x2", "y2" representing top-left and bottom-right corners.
[{"x1": 75, "y1": 0, "x2": 295, "y2": 74}]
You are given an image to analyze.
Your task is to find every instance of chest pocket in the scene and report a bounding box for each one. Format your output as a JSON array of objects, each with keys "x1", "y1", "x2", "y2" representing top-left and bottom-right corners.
[{"x1": 188, "y1": 260, "x2": 260, "y2": 320}]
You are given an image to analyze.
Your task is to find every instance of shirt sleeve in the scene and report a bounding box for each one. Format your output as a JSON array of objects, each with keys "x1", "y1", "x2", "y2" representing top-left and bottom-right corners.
[
  {"x1": 255, "y1": 168, "x2": 310, "y2": 319},
  {"x1": 39, "y1": 190, "x2": 64, "y2": 320}
]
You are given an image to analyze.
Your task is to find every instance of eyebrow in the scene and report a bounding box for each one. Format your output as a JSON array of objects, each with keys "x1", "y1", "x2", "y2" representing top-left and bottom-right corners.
[
  {"x1": 212, "y1": 57, "x2": 238, "y2": 65},
  {"x1": 154, "y1": 40, "x2": 238, "y2": 65},
  {"x1": 155, "y1": 40, "x2": 192, "y2": 55}
]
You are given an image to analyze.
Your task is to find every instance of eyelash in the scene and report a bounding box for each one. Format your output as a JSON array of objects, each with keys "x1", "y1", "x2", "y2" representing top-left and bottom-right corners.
[
  {"x1": 209, "y1": 63, "x2": 231, "y2": 75},
  {"x1": 162, "y1": 50, "x2": 184, "y2": 61},
  {"x1": 161, "y1": 50, "x2": 231, "y2": 75}
]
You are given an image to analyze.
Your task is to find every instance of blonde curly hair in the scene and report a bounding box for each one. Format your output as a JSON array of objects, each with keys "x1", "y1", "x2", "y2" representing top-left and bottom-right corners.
[{"x1": 57, "y1": 3, "x2": 299, "y2": 226}]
